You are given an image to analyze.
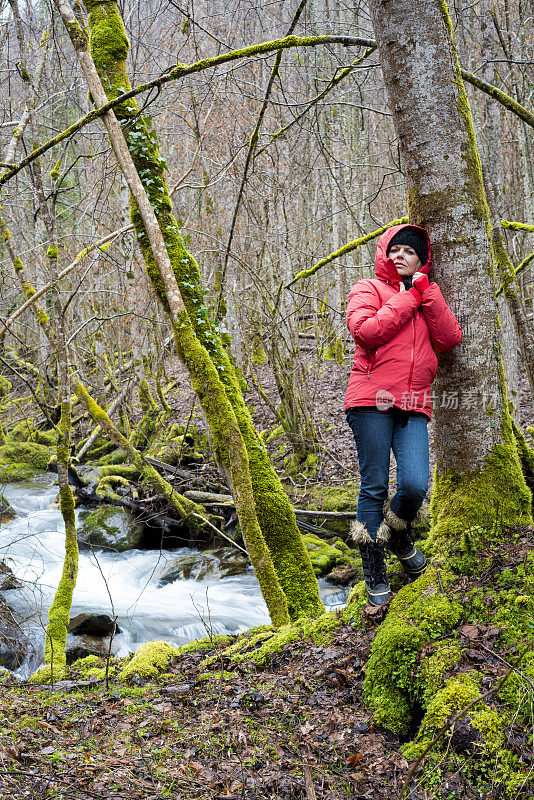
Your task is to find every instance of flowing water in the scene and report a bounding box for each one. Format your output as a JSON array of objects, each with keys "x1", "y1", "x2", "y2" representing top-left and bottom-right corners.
[{"x1": 0, "y1": 473, "x2": 347, "y2": 677}]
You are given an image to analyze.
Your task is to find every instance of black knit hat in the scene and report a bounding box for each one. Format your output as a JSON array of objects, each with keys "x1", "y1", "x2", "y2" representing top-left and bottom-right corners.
[{"x1": 387, "y1": 227, "x2": 428, "y2": 267}]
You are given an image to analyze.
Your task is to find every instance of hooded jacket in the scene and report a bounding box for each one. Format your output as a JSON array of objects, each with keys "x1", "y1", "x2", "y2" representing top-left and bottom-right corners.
[{"x1": 344, "y1": 224, "x2": 462, "y2": 419}]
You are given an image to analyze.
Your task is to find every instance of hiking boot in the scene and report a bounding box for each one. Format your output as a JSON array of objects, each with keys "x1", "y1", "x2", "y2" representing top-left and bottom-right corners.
[
  {"x1": 382, "y1": 499, "x2": 428, "y2": 580},
  {"x1": 349, "y1": 521, "x2": 391, "y2": 606},
  {"x1": 386, "y1": 527, "x2": 427, "y2": 579}
]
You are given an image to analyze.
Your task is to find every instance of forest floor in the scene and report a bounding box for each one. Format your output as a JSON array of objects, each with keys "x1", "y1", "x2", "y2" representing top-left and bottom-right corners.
[
  {"x1": 0, "y1": 352, "x2": 533, "y2": 799},
  {"x1": 1, "y1": 520, "x2": 533, "y2": 800}
]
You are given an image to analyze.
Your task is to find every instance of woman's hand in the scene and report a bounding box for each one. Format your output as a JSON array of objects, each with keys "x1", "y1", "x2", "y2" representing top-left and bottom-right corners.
[{"x1": 412, "y1": 272, "x2": 430, "y2": 293}]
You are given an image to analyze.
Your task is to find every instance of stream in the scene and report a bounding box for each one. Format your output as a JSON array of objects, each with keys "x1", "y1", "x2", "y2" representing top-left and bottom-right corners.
[{"x1": 0, "y1": 473, "x2": 348, "y2": 678}]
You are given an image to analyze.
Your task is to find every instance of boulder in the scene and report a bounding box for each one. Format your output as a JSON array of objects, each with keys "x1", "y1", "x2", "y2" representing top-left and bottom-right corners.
[
  {"x1": 0, "y1": 561, "x2": 22, "y2": 591},
  {"x1": 68, "y1": 613, "x2": 121, "y2": 637},
  {"x1": 66, "y1": 633, "x2": 121, "y2": 665},
  {"x1": 158, "y1": 547, "x2": 249, "y2": 585},
  {"x1": 325, "y1": 563, "x2": 360, "y2": 586},
  {"x1": 0, "y1": 493, "x2": 16, "y2": 521},
  {"x1": 302, "y1": 533, "x2": 356, "y2": 578},
  {"x1": 78, "y1": 504, "x2": 144, "y2": 551},
  {"x1": 0, "y1": 595, "x2": 28, "y2": 671}
]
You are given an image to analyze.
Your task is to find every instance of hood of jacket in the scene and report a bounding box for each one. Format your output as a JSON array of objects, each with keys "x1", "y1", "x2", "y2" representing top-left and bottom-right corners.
[{"x1": 374, "y1": 223, "x2": 432, "y2": 285}]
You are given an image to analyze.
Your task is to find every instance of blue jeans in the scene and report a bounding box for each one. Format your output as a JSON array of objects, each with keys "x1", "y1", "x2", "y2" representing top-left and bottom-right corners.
[{"x1": 346, "y1": 407, "x2": 429, "y2": 541}]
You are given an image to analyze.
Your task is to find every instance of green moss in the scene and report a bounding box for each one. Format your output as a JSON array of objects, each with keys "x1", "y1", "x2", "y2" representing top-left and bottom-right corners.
[
  {"x1": 176, "y1": 634, "x2": 235, "y2": 655},
  {"x1": 250, "y1": 341, "x2": 267, "y2": 365},
  {"x1": 430, "y1": 414, "x2": 532, "y2": 556},
  {"x1": 362, "y1": 568, "x2": 462, "y2": 734},
  {"x1": 343, "y1": 581, "x2": 369, "y2": 624},
  {"x1": 95, "y1": 474, "x2": 130, "y2": 501},
  {"x1": 94, "y1": 449, "x2": 124, "y2": 466},
  {"x1": 29, "y1": 664, "x2": 67, "y2": 684},
  {"x1": 0, "y1": 376, "x2": 12, "y2": 398},
  {"x1": 9, "y1": 419, "x2": 57, "y2": 445},
  {"x1": 44, "y1": 530, "x2": 77, "y2": 669},
  {"x1": 305, "y1": 484, "x2": 360, "y2": 537},
  {"x1": 302, "y1": 533, "x2": 354, "y2": 577},
  {"x1": 47, "y1": 244, "x2": 59, "y2": 260},
  {"x1": 138, "y1": 379, "x2": 157, "y2": 413},
  {"x1": 0, "y1": 441, "x2": 52, "y2": 469},
  {"x1": 497, "y1": 652, "x2": 534, "y2": 722},
  {"x1": 417, "y1": 642, "x2": 465, "y2": 706},
  {"x1": 120, "y1": 640, "x2": 181, "y2": 680},
  {"x1": 98, "y1": 463, "x2": 141, "y2": 480},
  {"x1": 402, "y1": 672, "x2": 482, "y2": 760},
  {"x1": 512, "y1": 419, "x2": 534, "y2": 496},
  {"x1": 0, "y1": 462, "x2": 36, "y2": 481},
  {"x1": 201, "y1": 612, "x2": 342, "y2": 668}
]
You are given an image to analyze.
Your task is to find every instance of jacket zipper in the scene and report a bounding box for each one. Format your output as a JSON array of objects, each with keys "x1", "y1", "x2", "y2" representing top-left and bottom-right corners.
[
  {"x1": 367, "y1": 350, "x2": 376, "y2": 378},
  {"x1": 407, "y1": 316, "x2": 416, "y2": 390}
]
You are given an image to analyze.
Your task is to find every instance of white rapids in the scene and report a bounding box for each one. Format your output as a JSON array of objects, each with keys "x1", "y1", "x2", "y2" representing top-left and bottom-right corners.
[{"x1": 0, "y1": 473, "x2": 346, "y2": 677}]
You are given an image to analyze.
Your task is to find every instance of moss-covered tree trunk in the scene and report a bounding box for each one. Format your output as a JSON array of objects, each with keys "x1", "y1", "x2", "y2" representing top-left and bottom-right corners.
[
  {"x1": 44, "y1": 301, "x2": 78, "y2": 679},
  {"x1": 356, "y1": 0, "x2": 534, "y2": 747},
  {"x1": 54, "y1": 0, "x2": 294, "y2": 627},
  {"x1": 368, "y1": 0, "x2": 531, "y2": 546},
  {"x1": 479, "y1": 0, "x2": 534, "y2": 407},
  {"x1": 81, "y1": 0, "x2": 322, "y2": 619}
]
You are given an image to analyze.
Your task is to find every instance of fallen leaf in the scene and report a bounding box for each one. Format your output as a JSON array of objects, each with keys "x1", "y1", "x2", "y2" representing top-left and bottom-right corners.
[{"x1": 461, "y1": 625, "x2": 479, "y2": 640}]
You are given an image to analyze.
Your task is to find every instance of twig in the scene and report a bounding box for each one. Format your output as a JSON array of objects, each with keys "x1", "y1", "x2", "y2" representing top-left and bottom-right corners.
[
  {"x1": 303, "y1": 763, "x2": 318, "y2": 800},
  {"x1": 191, "y1": 512, "x2": 248, "y2": 555},
  {"x1": 477, "y1": 642, "x2": 534, "y2": 691}
]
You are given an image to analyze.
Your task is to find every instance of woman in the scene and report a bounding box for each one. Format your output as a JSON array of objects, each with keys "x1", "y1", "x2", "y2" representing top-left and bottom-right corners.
[{"x1": 345, "y1": 224, "x2": 462, "y2": 606}]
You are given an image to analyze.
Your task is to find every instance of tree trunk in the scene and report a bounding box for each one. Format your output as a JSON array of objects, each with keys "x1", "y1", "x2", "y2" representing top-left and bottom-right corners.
[
  {"x1": 81, "y1": 0, "x2": 322, "y2": 619},
  {"x1": 479, "y1": 0, "x2": 534, "y2": 406},
  {"x1": 55, "y1": 0, "x2": 292, "y2": 628},
  {"x1": 360, "y1": 0, "x2": 533, "y2": 741},
  {"x1": 368, "y1": 0, "x2": 531, "y2": 544}
]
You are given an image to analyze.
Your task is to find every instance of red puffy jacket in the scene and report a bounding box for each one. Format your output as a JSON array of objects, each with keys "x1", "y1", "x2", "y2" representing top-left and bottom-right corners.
[{"x1": 344, "y1": 224, "x2": 462, "y2": 419}]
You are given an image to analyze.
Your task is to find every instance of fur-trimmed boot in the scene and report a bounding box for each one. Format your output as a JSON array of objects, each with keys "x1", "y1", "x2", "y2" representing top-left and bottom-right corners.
[
  {"x1": 349, "y1": 521, "x2": 392, "y2": 606},
  {"x1": 380, "y1": 499, "x2": 427, "y2": 580}
]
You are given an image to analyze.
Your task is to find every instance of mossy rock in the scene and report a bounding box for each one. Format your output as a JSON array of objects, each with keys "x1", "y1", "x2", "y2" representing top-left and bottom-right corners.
[
  {"x1": 0, "y1": 560, "x2": 21, "y2": 590},
  {"x1": 0, "y1": 462, "x2": 37, "y2": 482},
  {"x1": 78, "y1": 504, "x2": 144, "y2": 552},
  {"x1": 0, "y1": 595, "x2": 28, "y2": 670},
  {"x1": 9, "y1": 419, "x2": 57, "y2": 445},
  {"x1": 0, "y1": 494, "x2": 16, "y2": 520},
  {"x1": 302, "y1": 533, "x2": 355, "y2": 577},
  {"x1": 0, "y1": 441, "x2": 52, "y2": 470}
]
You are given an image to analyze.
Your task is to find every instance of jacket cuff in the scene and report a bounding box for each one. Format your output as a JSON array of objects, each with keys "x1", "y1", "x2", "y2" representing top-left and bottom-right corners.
[
  {"x1": 413, "y1": 274, "x2": 429, "y2": 293},
  {"x1": 408, "y1": 287, "x2": 422, "y2": 305}
]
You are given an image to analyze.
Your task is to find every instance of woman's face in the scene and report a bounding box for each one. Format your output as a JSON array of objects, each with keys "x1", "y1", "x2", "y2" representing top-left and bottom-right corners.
[{"x1": 388, "y1": 244, "x2": 421, "y2": 277}]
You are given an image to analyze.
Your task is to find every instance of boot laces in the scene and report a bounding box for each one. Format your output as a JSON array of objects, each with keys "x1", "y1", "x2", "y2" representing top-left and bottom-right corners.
[{"x1": 369, "y1": 545, "x2": 388, "y2": 587}]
